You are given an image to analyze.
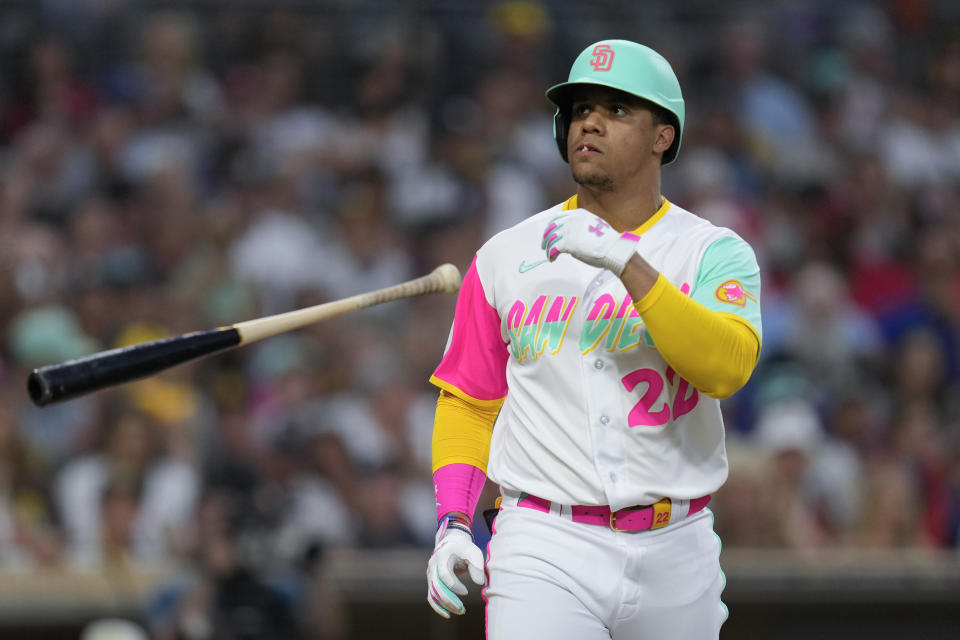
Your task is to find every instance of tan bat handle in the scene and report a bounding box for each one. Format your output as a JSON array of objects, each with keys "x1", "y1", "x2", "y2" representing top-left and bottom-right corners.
[{"x1": 234, "y1": 263, "x2": 462, "y2": 345}]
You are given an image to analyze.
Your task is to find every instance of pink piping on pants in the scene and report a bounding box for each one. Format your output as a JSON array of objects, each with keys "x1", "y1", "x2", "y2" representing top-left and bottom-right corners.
[{"x1": 483, "y1": 511, "x2": 498, "y2": 639}]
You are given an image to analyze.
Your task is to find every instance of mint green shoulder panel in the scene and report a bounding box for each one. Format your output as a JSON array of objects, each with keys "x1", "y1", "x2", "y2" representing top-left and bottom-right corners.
[{"x1": 690, "y1": 236, "x2": 762, "y2": 338}]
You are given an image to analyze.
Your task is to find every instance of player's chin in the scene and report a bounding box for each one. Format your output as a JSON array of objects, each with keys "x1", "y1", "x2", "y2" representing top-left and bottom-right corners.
[{"x1": 572, "y1": 166, "x2": 614, "y2": 191}]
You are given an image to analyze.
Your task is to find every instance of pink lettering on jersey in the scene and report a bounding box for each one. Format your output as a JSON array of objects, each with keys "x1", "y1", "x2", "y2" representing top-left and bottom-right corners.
[
  {"x1": 604, "y1": 294, "x2": 635, "y2": 351},
  {"x1": 503, "y1": 281, "x2": 695, "y2": 363},
  {"x1": 538, "y1": 296, "x2": 578, "y2": 356},
  {"x1": 616, "y1": 303, "x2": 644, "y2": 351},
  {"x1": 507, "y1": 300, "x2": 526, "y2": 331},
  {"x1": 545, "y1": 295, "x2": 578, "y2": 324},
  {"x1": 580, "y1": 293, "x2": 617, "y2": 353},
  {"x1": 508, "y1": 294, "x2": 578, "y2": 363},
  {"x1": 585, "y1": 293, "x2": 617, "y2": 322},
  {"x1": 525, "y1": 296, "x2": 547, "y2": 326},
  {"x1": 513, "y1": 295, "x2": 548, "y2": 362}
]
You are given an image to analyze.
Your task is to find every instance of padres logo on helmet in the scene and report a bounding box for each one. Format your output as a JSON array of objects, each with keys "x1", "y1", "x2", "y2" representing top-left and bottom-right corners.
[
  {"x1": 546, "y1": 39, "x2": 685, "y2": 164},
  {"x1": 590, "y1": 44, "x2": 615, "y2": 71}
]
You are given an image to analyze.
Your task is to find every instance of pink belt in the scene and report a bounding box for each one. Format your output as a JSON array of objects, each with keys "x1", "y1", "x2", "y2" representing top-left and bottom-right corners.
[{"x1": 516, "y1": 493, "x2": 711, "y2": 532}]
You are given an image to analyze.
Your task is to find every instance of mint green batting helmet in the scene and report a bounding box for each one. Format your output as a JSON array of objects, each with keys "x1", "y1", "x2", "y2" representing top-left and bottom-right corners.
[{"x1": 546, "y1": 39, "x2": 685, "y2": 164}]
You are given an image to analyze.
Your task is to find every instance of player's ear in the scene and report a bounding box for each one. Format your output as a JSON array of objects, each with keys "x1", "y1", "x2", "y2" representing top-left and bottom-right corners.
[{"x1": 653, "y1": 124, "x2": 675, "y2": 155}]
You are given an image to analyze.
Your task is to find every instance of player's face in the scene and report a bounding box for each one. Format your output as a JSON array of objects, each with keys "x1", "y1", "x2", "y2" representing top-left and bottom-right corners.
[{"x1": 566, "y1": 86, "x2": 674, "y2": 191}]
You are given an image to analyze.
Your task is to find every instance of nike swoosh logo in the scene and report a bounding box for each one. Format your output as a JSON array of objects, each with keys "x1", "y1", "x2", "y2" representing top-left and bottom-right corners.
[{"x1": 518, "y1": 259, "x2": 548, "y2": 273}]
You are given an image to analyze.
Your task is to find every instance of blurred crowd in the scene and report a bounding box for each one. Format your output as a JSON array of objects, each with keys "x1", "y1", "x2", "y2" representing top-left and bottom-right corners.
[{"x1": 0, "y1": 0, "x2": 959, "y2": 637}]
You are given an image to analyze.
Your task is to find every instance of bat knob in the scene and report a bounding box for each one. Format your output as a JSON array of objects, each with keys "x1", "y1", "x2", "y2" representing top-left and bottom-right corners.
[
  {"x1": 27, "y1": 370, "x2": 53, "y2": 407},
  {"x1": 433, "y1": 263, "x2": 462, "y2": 293}
]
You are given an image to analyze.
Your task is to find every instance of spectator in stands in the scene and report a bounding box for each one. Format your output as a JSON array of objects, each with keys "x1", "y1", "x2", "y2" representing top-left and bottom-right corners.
[
  {"x1": 0, "y1": 388, "x2": 61, "y2": 568},
  {"x1": 53, "y1": 399, "x2": 199, "y2": 567},
  {"x1": 749, "y1": 400, "x2": 830, "y2": 549}
]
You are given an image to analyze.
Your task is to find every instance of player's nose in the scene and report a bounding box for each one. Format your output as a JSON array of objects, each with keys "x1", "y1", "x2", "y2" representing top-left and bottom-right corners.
[{"x1": 580, "y1": 109, "x2": 605, "y2": 134}]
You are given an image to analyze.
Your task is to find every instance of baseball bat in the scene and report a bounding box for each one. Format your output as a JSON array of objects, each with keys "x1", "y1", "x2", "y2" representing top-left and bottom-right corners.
[{"x1": 27, "y1": 263, "x2": 461, "y2": 407}]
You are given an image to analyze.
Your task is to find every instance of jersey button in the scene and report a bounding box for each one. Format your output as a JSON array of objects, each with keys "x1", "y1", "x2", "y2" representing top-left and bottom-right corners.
[
  {"x1": 594, "y1": 360, "x2": 604, "y2": 370},
  {"x1": 600, "y1": 415, "x2": 610, "y2": 425},
  {"x1": 609, "y1": 473, "x2": 618, "y2": 482}
]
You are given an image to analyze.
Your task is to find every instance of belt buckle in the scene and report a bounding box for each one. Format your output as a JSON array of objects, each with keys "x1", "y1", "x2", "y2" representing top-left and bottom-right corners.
[
  {"x1": 609, "y1": 499, "x2": 672, "y2": 532},
  {"x1": 609, "y1": 509, "x2": 628, "y2": 532}
]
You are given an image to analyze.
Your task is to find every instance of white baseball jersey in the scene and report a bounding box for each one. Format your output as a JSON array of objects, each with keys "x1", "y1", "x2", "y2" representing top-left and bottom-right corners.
[{"x1": 431, "y1": 197, "x2": 762, "y2": 510}]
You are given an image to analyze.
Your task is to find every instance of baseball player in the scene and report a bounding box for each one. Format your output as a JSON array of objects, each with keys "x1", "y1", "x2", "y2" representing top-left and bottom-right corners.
[{"x1": 426, "y1": 39, "x2": 762, "y2": 639}]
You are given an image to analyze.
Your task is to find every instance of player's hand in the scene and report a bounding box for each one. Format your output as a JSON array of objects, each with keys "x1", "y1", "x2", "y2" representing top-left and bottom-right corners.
[
  {"x1": 426, "y1": 524, "x2": 485, "y2": 618},
  {"x1": 541, "y1": 208, "x2": 640, "y2": 276}
]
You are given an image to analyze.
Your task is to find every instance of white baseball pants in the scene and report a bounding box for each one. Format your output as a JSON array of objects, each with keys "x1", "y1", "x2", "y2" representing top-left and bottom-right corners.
[{"x1": 483, "y1": 500, "x2": 727, "y2": 639}]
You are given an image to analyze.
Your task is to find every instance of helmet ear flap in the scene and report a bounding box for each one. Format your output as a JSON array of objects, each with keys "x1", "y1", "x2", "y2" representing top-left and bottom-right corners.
[{"x1": 553, "y1": 107, "x2": 569, "y2": 163}]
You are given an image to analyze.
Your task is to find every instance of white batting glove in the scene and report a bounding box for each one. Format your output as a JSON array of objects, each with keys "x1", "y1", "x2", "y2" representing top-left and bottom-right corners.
[
  {"x1": 541, "y1": 208, "x2": 640, "y2": 276},
  {"x1": 426, "y1": 520, "x2": 485, "y2": 619}
]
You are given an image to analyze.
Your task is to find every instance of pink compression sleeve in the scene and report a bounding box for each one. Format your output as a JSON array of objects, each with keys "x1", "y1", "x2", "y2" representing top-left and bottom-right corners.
[{"x1": 433, "y1": 463, "x2": 487, "y2": 523}]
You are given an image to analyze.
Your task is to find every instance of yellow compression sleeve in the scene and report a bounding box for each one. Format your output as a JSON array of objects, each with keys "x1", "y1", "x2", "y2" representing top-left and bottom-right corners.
[
  {"x1": 634, "y1": 275, "x2": 760, "y2": 399},
  {"x1": 432, "y1": 390, "x2": 502, "y2": 473}
]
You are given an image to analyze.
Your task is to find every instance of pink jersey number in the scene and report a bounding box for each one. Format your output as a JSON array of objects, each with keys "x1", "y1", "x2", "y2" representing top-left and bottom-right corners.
[
  {"x1": 621, "y1": 368, "x2": 671, "y2": 426},
  {"x1": 621, "y1": 367, "x2": 700, "y2": 427}
]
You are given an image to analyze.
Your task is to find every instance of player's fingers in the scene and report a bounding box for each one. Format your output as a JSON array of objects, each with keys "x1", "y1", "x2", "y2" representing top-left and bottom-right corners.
[
  {"x1": 464, "y1": 545, "x2": 486, "y2": 586},
  {"x1": 544, "y1": 231, "x2": 565, "y2": 260},
  {"x1": 439, "y1": 557, "x2": 469, "y2": 596},
  {"x1": 427, "y1": 595, "x2": 452, "y2": 619},
  {"x1": 544, "y1": 233, "x2": 561, "y2": 255},
  {"x1": 540, "y1": 223, "x2": 552, "y2": 246},
  {"x1": 541, "y1": 224, "x2": 558, "y2": 249},
  {"x1": 427, "y1": 595, "x2": 454, "y2": 619},
  {"x1": 540, "y1": 216, "x2": 566, "y2": 249},
  {"x1": 430, "y1": 566, "x2": 466, "y2": 615},
  {"x1": 466, "y1": 562, "x2": 486, "y2": 587}
]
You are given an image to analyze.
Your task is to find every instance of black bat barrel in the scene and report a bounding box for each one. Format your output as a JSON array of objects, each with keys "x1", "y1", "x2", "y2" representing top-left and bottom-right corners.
[{"x1": 27, "y1": 328, "x2": 241, "y2": 406}]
